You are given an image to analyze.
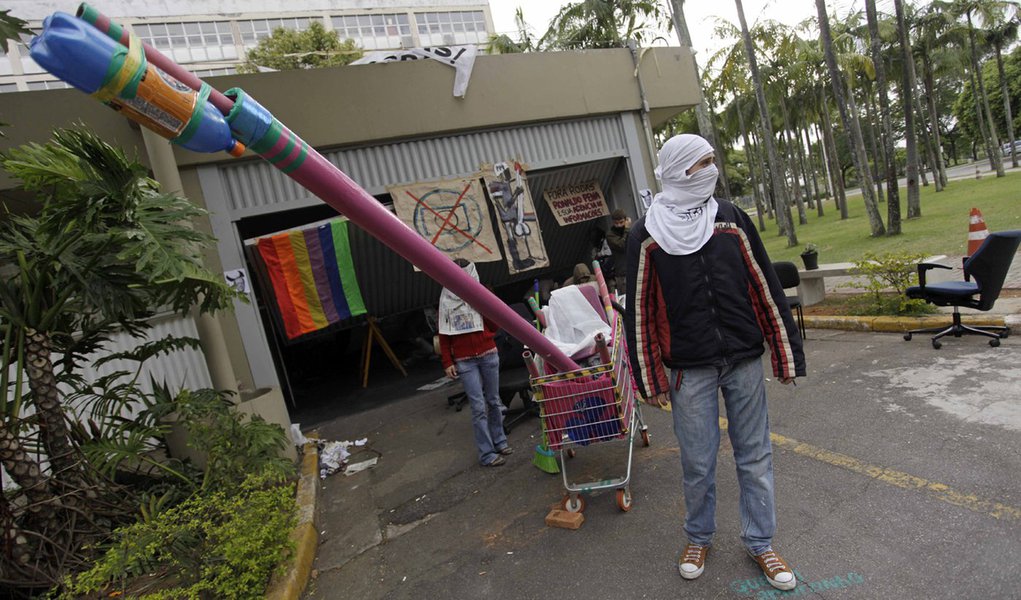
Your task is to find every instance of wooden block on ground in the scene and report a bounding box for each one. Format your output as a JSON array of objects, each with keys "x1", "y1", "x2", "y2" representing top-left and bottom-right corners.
[{"x1": 545, "y1": 509, "x2": 584, "y2": 529}]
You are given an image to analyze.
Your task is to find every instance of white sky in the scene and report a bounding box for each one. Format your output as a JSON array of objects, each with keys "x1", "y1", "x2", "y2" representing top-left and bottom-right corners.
[{"x1": 489, "y1": 0, "x2": 871, "y2": 72}]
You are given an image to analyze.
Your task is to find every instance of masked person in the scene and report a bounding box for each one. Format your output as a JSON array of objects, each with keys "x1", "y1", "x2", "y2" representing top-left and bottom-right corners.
[
  {"x1": 438, "y1": 259, "x2": 513, "y2": 467},
  {"x1": 623, "y1": 134, "x2": 805, "y2": 591}
]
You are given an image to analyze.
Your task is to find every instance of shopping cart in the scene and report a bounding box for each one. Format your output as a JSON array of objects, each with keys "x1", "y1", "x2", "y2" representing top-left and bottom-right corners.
[{"x1": 526, "y1": 311, "x2": 649, "y2": 513}]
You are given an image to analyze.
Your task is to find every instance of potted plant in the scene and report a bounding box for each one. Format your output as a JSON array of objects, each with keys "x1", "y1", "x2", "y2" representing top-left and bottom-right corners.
[{"x1": 800, "y1": 243, "x2": 819, "y2": 270}]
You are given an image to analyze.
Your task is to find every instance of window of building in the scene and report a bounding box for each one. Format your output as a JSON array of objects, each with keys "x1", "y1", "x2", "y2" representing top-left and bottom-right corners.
[
  {"x1": 0, "y1": 82, "x2": 20, "y2": 94},
  {"x1": 192, "y1": 66, "x2": 238, "y2": 78},
  {"x1": 135, "y1": 20, "x2": 238, "y2": 65},
  {"x1": 416, "y1": 11, "x2": 487, "y2": 46},
  {"x1": 237, "y1": 17, "x2": 313, "y2": 47},
  {"x1": 330, "y1": 13, "x2": 409, "y2": 50},
  {"x1": 16, "y1": 34, "x2": 47, "y2": 75},
  {"x1": 0, "y1": 45, "x2": 12, "y2": 77},
  {"x1": 25, "y1": 79, "x2": 69, "y2": 91}
]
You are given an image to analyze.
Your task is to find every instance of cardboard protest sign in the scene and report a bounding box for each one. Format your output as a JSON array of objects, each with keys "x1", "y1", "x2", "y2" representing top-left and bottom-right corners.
[
  {"x1": 388, "y1": 176, "x2": 501, "y2": 265},
  {"x1": 543, "y1": 180, "x2": 609, "y2": 226},
  {"x1": 482, "y1": 161, "x2": 549, "y2": 275}
]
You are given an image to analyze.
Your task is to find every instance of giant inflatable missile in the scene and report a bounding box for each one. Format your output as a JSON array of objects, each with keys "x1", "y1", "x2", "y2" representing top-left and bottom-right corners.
[{"x1": 30, "y1": 4, "x2": 580, "y2": 373}]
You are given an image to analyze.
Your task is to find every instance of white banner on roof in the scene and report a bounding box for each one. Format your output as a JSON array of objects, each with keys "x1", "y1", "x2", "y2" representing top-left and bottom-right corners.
[{"x1": 351, "y1": 45, "x2": 477, "y2": 98}]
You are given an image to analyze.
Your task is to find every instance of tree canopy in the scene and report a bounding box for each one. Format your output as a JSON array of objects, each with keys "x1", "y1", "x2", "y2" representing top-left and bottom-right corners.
[{"x1": 240, "y1": 21, "x2": 363, "y2": 73}]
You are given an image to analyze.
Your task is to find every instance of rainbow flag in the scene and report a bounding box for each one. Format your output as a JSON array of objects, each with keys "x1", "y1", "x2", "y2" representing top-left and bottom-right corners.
[{"x1": 256, "y1": 219, "x2": 367, "y2": 340}]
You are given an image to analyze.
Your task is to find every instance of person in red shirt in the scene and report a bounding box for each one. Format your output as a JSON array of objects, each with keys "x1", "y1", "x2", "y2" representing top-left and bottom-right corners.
[{"x1": 438, "y1": 259, "x2": 512, "y2": 467}]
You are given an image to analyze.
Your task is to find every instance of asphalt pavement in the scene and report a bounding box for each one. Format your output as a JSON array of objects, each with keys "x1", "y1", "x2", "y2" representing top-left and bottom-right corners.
[{"x1": 300, "y1": 320, "x2": 1021, "y2": 599}]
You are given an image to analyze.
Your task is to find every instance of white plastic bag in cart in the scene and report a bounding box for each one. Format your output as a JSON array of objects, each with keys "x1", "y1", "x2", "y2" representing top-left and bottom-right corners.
[{"x1": 543, "y1": 286, "x2": 611, "y2": 359}]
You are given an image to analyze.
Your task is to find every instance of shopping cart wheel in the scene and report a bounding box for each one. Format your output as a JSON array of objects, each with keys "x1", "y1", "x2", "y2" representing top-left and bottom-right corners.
[
  {"x1": 616, "y1": 488, "x2": 633, "y2": 512},
  {"x1": 640, "y1": 428, "x2": 650, "y2": 447},
  {"x1": 562, "y1": 494, "x2": 586, "y2": 513}
]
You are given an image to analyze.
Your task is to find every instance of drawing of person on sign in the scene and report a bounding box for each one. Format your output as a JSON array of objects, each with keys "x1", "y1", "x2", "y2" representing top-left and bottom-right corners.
[{"x1": 489, "y1": 162, "x2": 536, "y2": 271}]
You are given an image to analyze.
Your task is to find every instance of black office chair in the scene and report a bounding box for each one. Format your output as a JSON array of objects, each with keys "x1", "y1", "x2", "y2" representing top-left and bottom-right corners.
[
  {"x1": 773, "y1": 261, "x2": 806, "y2": 340},
  {"x1": 904, "y1": 230, "x2": 1021, "y2": 348}
]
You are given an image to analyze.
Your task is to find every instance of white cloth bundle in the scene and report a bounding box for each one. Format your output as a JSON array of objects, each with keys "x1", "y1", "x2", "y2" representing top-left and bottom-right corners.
[{"x1": 543, "y1": 286, "x2": 611, "y2": 359}]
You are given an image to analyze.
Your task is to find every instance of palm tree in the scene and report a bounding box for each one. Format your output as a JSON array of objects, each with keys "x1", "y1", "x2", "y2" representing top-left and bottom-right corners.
[
  {"x1": 953, "y1": 0, "x2": 1006, "y2": 176},
  {"x1": 866, "y1": 0, "x2": 902, "y2": 234},
  {"x1": 895, "y1": 0, "x2": 922, "y2": 219},
  {"x1": 734, "y1": 0, "x2": 796, "y2": 247},
  {"x1": 916, "y1": 1, "x2": 965, "y2": 189},
  {"x1": 0, "y1": 9, "x2": 31, "y2": 53},
  {"x1": 734, "y1": 98, "x2": 769, "y2": 231},
  {"x1": 983, "y1": 6, "x2": 1020, "y2": 167},
  {"x1": 0, "y1": 127, "x2": 238, "y2": 586},
  {"x1": 486, "y1": 7, "x2": 537, "y2": 54},
  {"x1": 817, "y1": 0, "x2": 886, "y2": 236},
  {"x1": 779, "y1": 20, "x2": 848, "y2": 219},
  {"x1": 539, "y1": 0, "x2": 664, "y2": 50},
  {"x1": 665, "y1": 1, "x2": 728, "y2": 174},
  {"x1": 900, "y1": 5, "x2": 946, "y2": 194}
]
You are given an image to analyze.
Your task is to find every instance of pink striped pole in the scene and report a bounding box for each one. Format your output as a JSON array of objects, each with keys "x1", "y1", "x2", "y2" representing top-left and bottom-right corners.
[{"x1": 72, "y1": 4, "x2": 579, "y2": 372}]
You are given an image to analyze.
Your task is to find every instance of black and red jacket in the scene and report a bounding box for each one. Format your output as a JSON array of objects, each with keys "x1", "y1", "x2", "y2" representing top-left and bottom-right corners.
[{"x1": 623, "y1": 199, "x2": 806, "y2": 401}]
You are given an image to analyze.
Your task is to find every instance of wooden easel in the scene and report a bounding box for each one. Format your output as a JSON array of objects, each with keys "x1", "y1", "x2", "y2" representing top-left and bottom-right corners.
[{"x1": 360, "y1": 316, "x2": 408, "y2": 388}]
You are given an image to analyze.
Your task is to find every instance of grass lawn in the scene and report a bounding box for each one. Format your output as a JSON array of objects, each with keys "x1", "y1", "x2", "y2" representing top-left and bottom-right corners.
[{"x1": 758, "y1": 169, "x2": 1021, "y2": 265}]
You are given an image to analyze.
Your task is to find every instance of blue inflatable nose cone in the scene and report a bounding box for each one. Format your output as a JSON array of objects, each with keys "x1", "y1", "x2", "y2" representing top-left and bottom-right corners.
[{"x1": 30, "y1": 12, "x2": 120, "y2": 94}]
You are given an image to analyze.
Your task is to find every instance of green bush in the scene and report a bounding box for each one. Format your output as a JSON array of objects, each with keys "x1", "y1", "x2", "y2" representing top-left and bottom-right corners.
[
  {"x1": 171, "y1": 388, "x2": 296, "y2": 492},
  {"x1": 59, "y1": 472, "x2": 297, "y2": 599},
  {"x1": 844, "y1": 252, "x2": 938, "y2": 316},
  {"x1": 64, "y1": 382, "x2": 298, "y2": 598}
]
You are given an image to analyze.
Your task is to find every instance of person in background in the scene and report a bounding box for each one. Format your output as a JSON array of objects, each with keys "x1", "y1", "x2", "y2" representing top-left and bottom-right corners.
[
  {"x1": 561, "y1": 262, "x2": 594, "y2": 287},
  {"x1": 624, "y1": 134, "x2": 806, "y2": 591},
  {"x1": 605, "y1": 208, "x2": 631, "y2": 294},
  {"x1": 438, "y1": 259, "x2": 513, "y2": 467}
]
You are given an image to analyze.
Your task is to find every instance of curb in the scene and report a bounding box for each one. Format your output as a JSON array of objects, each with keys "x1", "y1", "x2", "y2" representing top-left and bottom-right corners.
[
  {"x1": 266, "y1": 442, "x2": 319, "y2": 600},
  {"x1": 803, "y1": 314, "x2": 1006, "y2": 333}
]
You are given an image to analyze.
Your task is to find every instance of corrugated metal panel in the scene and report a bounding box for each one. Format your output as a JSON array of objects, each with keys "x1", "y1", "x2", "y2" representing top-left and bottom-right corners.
[
  {"x1": 219, "y1": 116, "x2": 628, "y2": 216},
  {"x1": 74, "y1": 313, "x2": 213, "y2": 404},
  {"x1": 0, "y1": 313, "x2": 212, "y2": 489}
]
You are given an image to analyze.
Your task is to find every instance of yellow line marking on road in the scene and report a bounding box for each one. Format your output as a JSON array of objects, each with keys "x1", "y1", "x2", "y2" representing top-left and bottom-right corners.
[{"x1": 719, "y1": 418, "x2": 1021, "y2": 521}]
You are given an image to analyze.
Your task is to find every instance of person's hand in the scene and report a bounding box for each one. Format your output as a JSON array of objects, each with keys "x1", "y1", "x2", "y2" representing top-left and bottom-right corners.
[
  {"x1": 779, "y1": 377, "x2": 795, "y2": 385},
  {"x1": 644, "y1": 392, "x2": 670, "y2": 408},
  {"x1": 445, "y1": 365, "x2": 458, "y2": 379}
]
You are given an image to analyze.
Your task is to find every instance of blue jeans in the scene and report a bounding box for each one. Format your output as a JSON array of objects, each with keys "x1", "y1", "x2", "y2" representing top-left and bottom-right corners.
[
  {"x1": 457, "y1": 352, "x2": 508, "y2": 465},
  {"x1": 669, "y1": 356, "x2": 776, "y2": 555}
]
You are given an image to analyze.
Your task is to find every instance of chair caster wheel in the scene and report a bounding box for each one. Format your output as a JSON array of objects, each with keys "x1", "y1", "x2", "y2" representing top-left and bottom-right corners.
[
  {"x1": 990, "y1": 338, "x2": 1000, "y2": 347},
  {"x1": 903, "y1": 333, "x2": 912, "y2": 341},
  {"x1": 932, "y1": 340, "x2": 941, "y2": 349}
]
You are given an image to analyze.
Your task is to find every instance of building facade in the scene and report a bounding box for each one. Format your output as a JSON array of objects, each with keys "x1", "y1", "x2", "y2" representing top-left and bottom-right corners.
[
  {"x1": 2, "y1": 0, "x2": 494, "y2": 92},
  {"x1": 0, "y1": 11, "x2": 699, "y2": 419}
]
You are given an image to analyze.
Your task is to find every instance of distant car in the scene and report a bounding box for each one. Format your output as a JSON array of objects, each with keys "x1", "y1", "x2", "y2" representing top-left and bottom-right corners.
[{"x1": 1001, "y1": 140, "x2": 1021, "y2": 155}]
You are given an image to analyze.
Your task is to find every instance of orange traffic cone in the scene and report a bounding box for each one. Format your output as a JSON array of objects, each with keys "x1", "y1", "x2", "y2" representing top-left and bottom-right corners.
[{"x1": 968, "y1": 207, "x2": 989, "y2": 256}]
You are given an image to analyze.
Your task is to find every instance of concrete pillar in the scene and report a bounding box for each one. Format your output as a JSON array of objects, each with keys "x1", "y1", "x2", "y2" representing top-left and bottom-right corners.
[{"x1": 140, "y1": 128, "x2": 239, "y2": 398}]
